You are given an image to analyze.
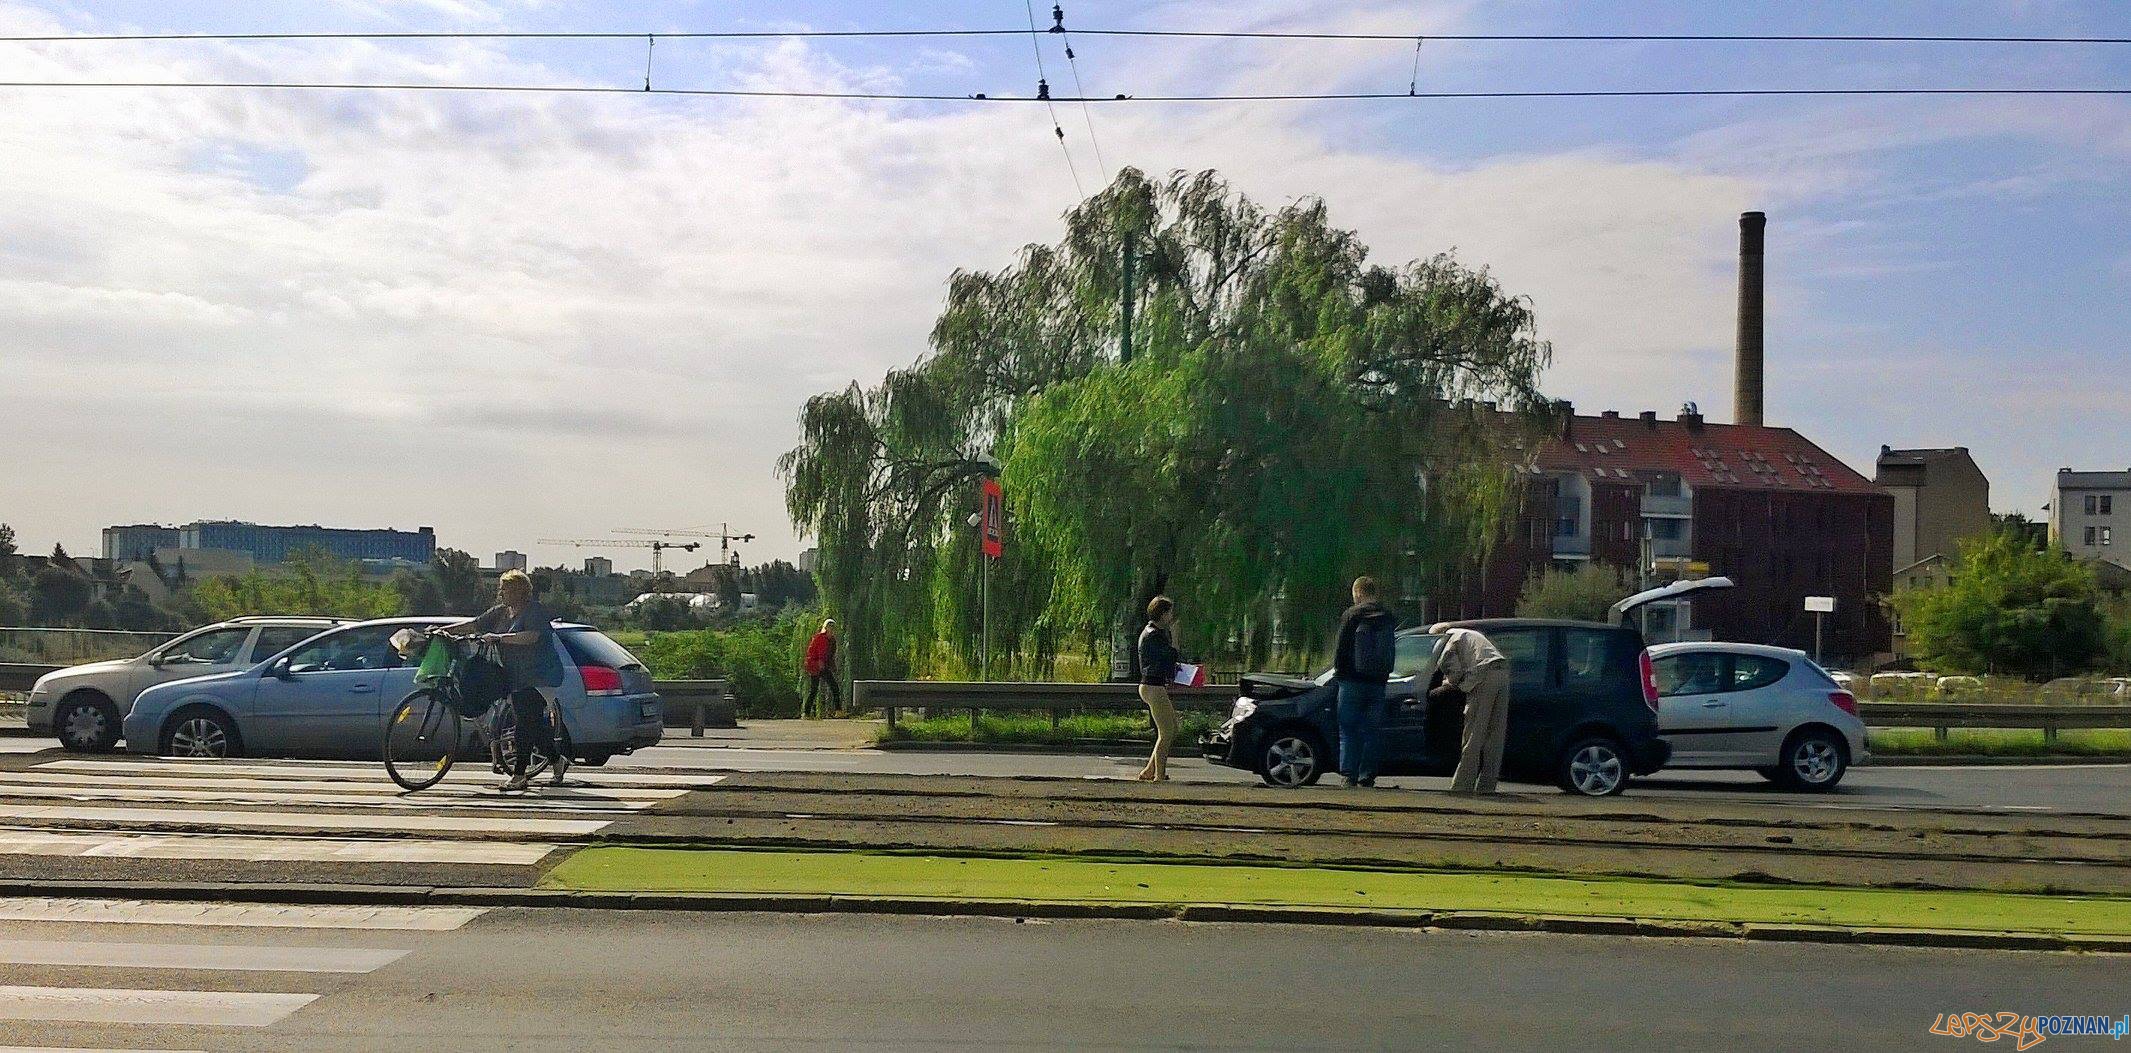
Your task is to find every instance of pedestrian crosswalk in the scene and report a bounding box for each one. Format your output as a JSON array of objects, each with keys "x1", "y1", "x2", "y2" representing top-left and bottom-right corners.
[
  {"x1": 0, "y1": 895, "x2": 485, "y2": 1042},
  {"x1": 0, "y1": 756, "x2": 723, "y2": 869}
]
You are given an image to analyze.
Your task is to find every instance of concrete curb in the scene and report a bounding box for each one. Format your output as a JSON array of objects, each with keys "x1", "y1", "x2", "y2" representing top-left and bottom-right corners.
[
  {"x1": 3, "y1": 877, "x2": 2123, "y2": 954},
  {"x1": 878, "y1": 737, "x2": 2131, "y2": 766}
]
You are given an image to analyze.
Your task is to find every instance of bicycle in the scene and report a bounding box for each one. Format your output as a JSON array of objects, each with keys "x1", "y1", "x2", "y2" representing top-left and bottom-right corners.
[{"x1": 383, "y1": 631, "x2": 572, "y2": 792}]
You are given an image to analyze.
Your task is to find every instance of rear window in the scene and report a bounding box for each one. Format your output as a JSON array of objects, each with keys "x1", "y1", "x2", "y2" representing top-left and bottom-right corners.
[
  {"x1": 1732, "y1": 655, "x2": 1790, "y2": 691},
  {"x1": 1561, "y1": 628, "x2": 1621, "y2": 688},
  {"x1": 559, "y1": 629, "x2": 646, "y2": 669}
]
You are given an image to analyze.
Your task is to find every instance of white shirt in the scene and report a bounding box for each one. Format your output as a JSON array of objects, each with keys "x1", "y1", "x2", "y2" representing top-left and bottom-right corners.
[{"x1": 1436, "y1": 627, "x2": 1507, "y2": 692}]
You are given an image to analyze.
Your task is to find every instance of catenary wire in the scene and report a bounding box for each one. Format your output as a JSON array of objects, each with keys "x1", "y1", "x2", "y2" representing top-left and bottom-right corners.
[
  {"x1": 1055, "y1": 8, "x2": 1109, "y2": 177},
  {"x1": 0, "y1": 81, "x2": 2123, "y2": 101},
  {"x1": 1022, "y1": 0, "x2": 1084, "y2": 198}
]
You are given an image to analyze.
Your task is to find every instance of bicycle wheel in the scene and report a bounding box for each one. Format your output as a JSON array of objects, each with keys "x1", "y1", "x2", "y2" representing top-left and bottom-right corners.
[
  {"x1": 384, "y1": 689, "x2": 462, "y2": 792},
  {"x1": 487, "y1": 703, "x2": 552, "y2": 780}
]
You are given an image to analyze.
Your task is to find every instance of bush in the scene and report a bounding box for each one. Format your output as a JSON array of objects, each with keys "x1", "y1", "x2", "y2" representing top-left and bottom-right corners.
[
  {"x1": 1890, "y1": 532, "x2": 2102, "y2": 678},
  {"x1": 634, "y1": 608, "x2": 818, "y2": 717},
  {"x1": 1515, "y1": 563, "x2": 1633, "y2": 622}
]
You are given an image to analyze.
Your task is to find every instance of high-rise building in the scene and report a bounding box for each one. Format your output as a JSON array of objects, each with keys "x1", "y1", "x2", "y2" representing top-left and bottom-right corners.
[
  {"x1": 1876, "y1": 448, "x2": 1992, "y2": 585},
  {"x1": 137, "y1": 521, "x2": 440, "y2": 565},
  {"x1": 495, "y1": 550, "x2": 529, "y2": 573},
  {"x1": 585, "y1": 556, "x2": 615, "y2": 577},
  {"x1": 102, "y1": 524, "x2": 181, "y2": 562}
]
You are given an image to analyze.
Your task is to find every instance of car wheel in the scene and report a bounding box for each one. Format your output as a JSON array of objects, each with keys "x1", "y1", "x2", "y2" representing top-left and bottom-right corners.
[
  {"x1": 577, "y1": 751, "x2": 611, "y2": 767},
  {"x1": 1259, "y1": 727, "x2": 1326, "y2": 788},
  {"x1": 1556, "y1": 735, "x2": 1629, "y2": 796},
  {"x1": 1774, "y1": 730, "x2": 1848, "y2": 792},
  {"x1": 162, "y1": 709, "x2": 240, "y2": 759},
  {"x1": 55, "y1": 693, "x2": 122, "y2": 753}
]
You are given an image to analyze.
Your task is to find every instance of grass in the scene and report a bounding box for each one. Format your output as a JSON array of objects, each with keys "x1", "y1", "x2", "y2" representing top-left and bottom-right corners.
[
  {"x1": 1869, "y1": 728, "x2": 2131, "y2": 757},
  {"x1": 543, "y1": 847, "x2": 2131, "y2": 936},
  {"x1": 881, "y1": 711, "x2": 1223, "y2": 746}
]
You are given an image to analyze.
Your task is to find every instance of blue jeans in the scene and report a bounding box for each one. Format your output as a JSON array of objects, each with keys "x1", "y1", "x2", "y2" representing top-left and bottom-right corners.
[{"x1": 1336, "y1": 679, "x2": 1389, "y2": 782}]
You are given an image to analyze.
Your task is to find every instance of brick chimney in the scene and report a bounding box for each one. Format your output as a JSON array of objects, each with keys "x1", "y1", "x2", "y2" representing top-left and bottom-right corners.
[{"x1": 1734, "y1": 211, "x2": 1766, "y2": 427}]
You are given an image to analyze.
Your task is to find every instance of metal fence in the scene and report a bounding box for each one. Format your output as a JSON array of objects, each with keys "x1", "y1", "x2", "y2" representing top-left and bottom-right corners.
[{"x1": 0, "y1": 627, "x2": 173, "y2": 665}]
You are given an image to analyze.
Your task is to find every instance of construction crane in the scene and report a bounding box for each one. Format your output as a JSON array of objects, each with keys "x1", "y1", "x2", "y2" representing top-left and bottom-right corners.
[
  {"x1": 616, "y1": 524, "x2": 756, "y2": 567},
  {"x1": 538, "y1": 538, "x2": 700, "y2": 575}
]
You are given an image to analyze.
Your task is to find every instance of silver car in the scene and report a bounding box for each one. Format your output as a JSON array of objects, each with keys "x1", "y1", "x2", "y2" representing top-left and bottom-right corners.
[
  {"x1": 121, "y1": 616, "x2": 664, "y2": 764},
  {"x1": 1648, "y1": 642, "x2": 1870, "y2": 791},
  {"x1": 25, "y1": 617, "x2": 344, "y2": 752}
]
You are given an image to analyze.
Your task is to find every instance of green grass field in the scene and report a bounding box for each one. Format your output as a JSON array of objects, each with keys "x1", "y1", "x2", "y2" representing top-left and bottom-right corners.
[
  {"x1": 1869, "y1": 728, "x2": 2131, "y2": 757},
  {"x1": 544, "y1": 847, "x2": 2131, "y2": 936}
]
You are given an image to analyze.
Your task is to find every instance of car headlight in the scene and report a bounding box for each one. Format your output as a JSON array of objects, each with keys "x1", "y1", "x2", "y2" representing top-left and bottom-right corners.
[{"x1": 1230, "y1": 698, "x2": 1257, "y2": 722}]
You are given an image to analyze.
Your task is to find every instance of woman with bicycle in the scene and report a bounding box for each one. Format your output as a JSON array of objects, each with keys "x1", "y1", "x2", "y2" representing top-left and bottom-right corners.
[{"x1": 437, "y1": 570, "x2": 568, "y2": 791}]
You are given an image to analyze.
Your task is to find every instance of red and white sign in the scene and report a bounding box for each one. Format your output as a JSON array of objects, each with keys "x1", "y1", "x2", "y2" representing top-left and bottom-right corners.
[{"x1": 980, "y1": 478, "x2": 1005, "y2": 560}]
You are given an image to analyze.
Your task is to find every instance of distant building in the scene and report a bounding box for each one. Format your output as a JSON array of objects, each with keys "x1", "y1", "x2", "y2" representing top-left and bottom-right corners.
[
  {"x1": 1875, "y1": 447, "x2": 1992, "y2": 581},
  {"x1": 111, "y1": 520, "x2": 439, "y2": 566},
  {"x1": 2049, "y1": 470, "x2": 2131, "y2": 562},
  {"x1": 494, "y1": 550, "x2": 529, "y2": 573},
  {"x1": 1429, "y1": 404, "x2": 1894, "y2": 660},
  {"x1": 102, "y1": 524, "x2": 181, "y2": 562},
  {"x1": 796, "y1": 547, "x2": 819, "y2": 573},
  {"x1": 584, "y1": 556, "x2": 614, "y2": 577}
]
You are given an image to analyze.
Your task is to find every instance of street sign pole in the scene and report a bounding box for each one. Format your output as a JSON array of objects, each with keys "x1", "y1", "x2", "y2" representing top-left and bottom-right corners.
[{"x1": 1804, "y1": 596, "x2": 1837, "y2": 663}]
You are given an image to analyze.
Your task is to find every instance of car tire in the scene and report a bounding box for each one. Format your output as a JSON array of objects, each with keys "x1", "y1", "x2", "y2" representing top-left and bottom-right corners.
[
  {"x1": 577, "y1": 751, "x2": 611, "y2": 767},
  {"x1": 1258, "y1": 727, "x2": 1327, "y2": 788},
  {"x1": 161, "y1": 708, "x2": 241, "y2": 759},
  {"x1": 55, "y1": 692, "x2": 122, "y2": 753},
  {"x1": 1773, "y1": 729, "x2": 1848, "y2": 792},
  {"x1": 1555, "y1": 735, "x2": 1630, "y2": 796}
]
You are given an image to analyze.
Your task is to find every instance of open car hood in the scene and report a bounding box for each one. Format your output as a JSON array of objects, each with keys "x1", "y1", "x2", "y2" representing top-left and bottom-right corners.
[
  {"x1": 1610, "y1": 576, "x2": 1735, "y2": 624},
  {"x1": 1238, "y1": 672, "x2": 1323, "y2": 701}
]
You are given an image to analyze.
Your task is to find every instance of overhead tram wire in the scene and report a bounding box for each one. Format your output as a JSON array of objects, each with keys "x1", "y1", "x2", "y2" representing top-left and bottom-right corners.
[
  {"x1": 1051, "y1": 5, "x2": 1109, "y2": 178},
  {"x1": 1023, "y1": 0, "x2": 1084, "y2": 198},
  {"x1": 7, "y1": 28, "x2": 2131, "y2": 44},
  {"x1": 0, "y1": 81, "x2": 2124, "y2": 102}
]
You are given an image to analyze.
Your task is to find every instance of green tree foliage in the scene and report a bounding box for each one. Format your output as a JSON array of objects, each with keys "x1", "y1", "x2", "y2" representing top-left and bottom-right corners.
[
  {"x1": 0, "y1": 522, "x2": 16, "y2": 562},
  {"x1": 1515, "y1": 563, "x2": 1634, "y2": 622},
  {"x1": 782, "y1": 169, "x2": 1550, "y2": 678},
  {"x1": 191, "y1": 555, "x2": 406, "y2": 621},
  {"x1": 1890, "y1": 531, "x2": 2103, "y2": 678},
  {"x1": 746, "y1": 560, "x2": 819, "y2": 608},
  {"x1": 29, "y1": 566, "x2": 91, "y2": 624},
  {"x1": 632, "y1": 608, "x2": 818, "y2": 715},
  {"x1": 429, "y1": 548, "x2": 489, "y2": 614},
  {"x1": 0, "y1": 575, "x2": 26, "y2": 625}
]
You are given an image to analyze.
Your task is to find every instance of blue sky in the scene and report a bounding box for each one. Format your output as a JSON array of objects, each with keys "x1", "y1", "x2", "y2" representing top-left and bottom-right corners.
[{"x1": 1, "y1": 0, "x2": 2126, "y2": 569}]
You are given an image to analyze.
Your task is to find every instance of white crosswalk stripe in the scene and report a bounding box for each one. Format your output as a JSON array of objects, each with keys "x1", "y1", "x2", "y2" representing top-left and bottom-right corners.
[
  {"x1": 0, "y1": 898, "x2": 484, "y2": 1036},
  {"x1": 0, "y1": 756, "x2": 723, "y2": 862}
]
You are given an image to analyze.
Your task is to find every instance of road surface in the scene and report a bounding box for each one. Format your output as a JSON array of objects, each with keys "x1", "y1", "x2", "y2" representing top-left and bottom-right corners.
[{"x1": 0, "y1": 905, "x2": 2118, "y2": 1051}]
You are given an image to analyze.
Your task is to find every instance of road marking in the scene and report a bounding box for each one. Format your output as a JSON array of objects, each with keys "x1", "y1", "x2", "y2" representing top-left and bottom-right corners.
[
  {"x1": 0, "y1": 985, "x2": 318, "y2": 1027},
  {"x1": 38, "y1": 759, "x2": 727, "y2": 788},
  {"x1": 0, "y1": 804, "x2": 607, "y2": 836},
  {"x1": 0, "y1": 828, "x2": 558, "y2": 865},
  {"x1": 0, "y1": 898, "x2": 486, "y2": 930},
  {"x1": 0, "y1": 770, "x2": 687, "y2": 800},
  {"x1": 0, "y1": 938, "x2": 407, "y2": 974},
  {"x1": 0, "y1": 782, "x2": 658, "y2": 813}
]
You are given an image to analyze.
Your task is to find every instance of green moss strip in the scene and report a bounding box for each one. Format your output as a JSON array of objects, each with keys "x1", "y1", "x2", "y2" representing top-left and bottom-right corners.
[{"x1": 543, "y1": 847, "x2": 2131, "y2": 936}]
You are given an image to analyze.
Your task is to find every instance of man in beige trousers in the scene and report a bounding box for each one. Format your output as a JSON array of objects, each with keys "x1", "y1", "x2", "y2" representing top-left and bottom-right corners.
[{"x1": 1431, "y1": 623, "x2": 1510, "y2": 794}]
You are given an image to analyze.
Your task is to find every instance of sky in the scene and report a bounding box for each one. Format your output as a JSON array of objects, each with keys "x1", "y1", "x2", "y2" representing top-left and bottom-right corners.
[{"x1": 1, "y1": 0, "x2": 2127, "y2": 573}]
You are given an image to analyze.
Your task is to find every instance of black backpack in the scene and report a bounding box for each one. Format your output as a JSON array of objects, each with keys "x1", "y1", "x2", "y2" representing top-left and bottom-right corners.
[{"x1": 1352, "y1": 619, "x2": 1397, "y2": 680}]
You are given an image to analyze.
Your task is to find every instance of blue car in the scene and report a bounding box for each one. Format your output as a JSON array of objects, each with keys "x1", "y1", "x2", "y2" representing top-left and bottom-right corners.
[{"x1": 123, "y1": 617, "x2": 663, "y2": 764}]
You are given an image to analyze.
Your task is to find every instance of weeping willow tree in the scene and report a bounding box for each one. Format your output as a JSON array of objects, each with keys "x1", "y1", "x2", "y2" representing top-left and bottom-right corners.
[{"x1": 780, "y1": 169, "x2": 1552, "y2": 680}]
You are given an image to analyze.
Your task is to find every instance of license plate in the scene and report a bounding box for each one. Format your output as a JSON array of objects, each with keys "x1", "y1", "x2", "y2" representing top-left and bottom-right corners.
[{"x1": 640, "y1": 702, "x2": 660, "y2": 720}]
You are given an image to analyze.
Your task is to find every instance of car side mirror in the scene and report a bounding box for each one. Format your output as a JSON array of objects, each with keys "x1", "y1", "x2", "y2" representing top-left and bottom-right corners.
[{"x1": 270, "y1": 658, "x2": 295, "y2": 680}]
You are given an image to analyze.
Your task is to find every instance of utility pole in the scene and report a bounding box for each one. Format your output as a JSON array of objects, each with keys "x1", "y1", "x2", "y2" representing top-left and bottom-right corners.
[{"x1": 1118, "y1": 230, "x2": 1135, "y2": 365}]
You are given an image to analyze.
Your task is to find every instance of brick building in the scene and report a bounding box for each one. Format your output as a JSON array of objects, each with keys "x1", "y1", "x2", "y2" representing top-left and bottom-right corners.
[{"x1": 1427, "y1": 405, "x2": 1894, "y2": 661}]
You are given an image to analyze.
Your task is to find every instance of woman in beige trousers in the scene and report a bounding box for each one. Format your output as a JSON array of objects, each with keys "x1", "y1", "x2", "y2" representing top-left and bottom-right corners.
[{"x1": 1135, "y1": 596, "x2": 1182, "y2": 782}]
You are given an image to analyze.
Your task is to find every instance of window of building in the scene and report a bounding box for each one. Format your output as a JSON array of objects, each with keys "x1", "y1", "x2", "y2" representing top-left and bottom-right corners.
[
  {"x1": 1647, "y1": 519, "x2": 1685, "y2": 542},
  {"x1": 1646, "y1": 473, "x2": 1682, "y2": 499},
  {"x1": 2087, "y1": 494, "x2": 2100, "y2": 515},
  {"x1": 2106, "y1": 527, "x2": 2115, "y2": 547},
  {"x1": 2087, "y1": 526, "x2": 2099, "y2": 546},
  {"x1": 2104, "y1": 496, "x2": 2116, "y2": 516}
]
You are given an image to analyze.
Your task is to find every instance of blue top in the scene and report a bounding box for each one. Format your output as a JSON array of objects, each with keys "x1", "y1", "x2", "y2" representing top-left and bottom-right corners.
[{"x1": 475, "y1": 600, "x2": 565, "y2": 690}]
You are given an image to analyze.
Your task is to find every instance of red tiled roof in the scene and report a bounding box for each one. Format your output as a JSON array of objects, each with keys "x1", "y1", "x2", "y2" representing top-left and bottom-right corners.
[{"x1": 1519, "y1": 413, "x2": 1880, "y2": 496}]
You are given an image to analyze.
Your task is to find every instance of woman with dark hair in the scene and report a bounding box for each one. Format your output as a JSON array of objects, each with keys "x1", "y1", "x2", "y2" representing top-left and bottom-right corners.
[{"x1": 1135, "y1": 596, "x2": 1182, "y2": 782}]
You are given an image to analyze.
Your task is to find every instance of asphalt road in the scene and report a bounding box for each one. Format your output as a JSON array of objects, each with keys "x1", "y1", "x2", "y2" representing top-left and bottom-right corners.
[
  {"x1": 609, "y1": 743, "x2": 2131, "y2": 815},
  {"x1": 2, "y1": 906, "x2": 2120, "y2": 1052}
]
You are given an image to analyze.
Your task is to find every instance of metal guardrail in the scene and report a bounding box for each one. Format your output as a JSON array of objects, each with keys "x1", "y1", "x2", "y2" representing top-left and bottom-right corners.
[
  {"x1": 854, "y1": 680, "x2": 2131, "y2": 741},
  {"x1": 854, "y1": 680, "x2": 1240, "y2": 731},
  {"x1": 1, "y1": 663, "x2": 738, "y2": 735}
]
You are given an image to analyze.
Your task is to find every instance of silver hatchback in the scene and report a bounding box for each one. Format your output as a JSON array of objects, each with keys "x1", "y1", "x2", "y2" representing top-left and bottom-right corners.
[{"x1": 1648, "y1": 642, "x2": 1870, "y2": 791}]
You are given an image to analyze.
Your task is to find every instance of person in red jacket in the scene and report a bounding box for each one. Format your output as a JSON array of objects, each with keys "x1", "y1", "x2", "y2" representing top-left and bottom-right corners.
[{"x1": 802, "y1": 618, "x2": 840, "y2": 719}]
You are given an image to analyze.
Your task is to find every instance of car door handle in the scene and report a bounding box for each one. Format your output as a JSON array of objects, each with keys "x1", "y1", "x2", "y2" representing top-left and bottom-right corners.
[
  {"x1": 1700, "y1": 700, "x2": 1727, "y2": 708},
  {"x1": 349, "y1": 684, "x2": 376, "y2": 694}
]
